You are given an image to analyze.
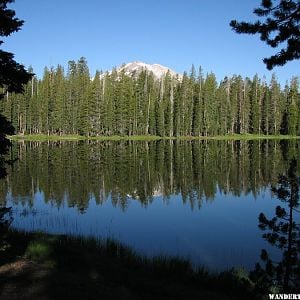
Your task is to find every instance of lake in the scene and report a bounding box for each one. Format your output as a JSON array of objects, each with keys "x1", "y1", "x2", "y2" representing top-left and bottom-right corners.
[{"x1": 1, "y1": 139, "x2": 299, "y2": 271}]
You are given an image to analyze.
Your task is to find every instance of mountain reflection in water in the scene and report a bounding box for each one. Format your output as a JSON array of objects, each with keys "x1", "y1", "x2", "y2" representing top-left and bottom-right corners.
[{"x1": 0, "y1": 139, "x2": 299, "y2": 271}]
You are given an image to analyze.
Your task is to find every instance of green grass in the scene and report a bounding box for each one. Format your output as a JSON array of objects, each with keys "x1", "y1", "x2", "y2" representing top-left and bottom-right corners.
[
  {"x1": 8, "y1": 133, "x2": 300, "y2": 142},
  {"x1": 8, "y1": 134, "x2": 162, "y2": 141},
  {"x1": 1, "y1": 230, "x2": 263, "y2": 300},
  {"x1": 201, "y1": 134, "x2": 300, "y2": 140},
  {"x1": 25, "y1": 240, "x2": 53, "y2": 262},
  {"x1": 8, "y1": 134, "x2": 86, "y2": 141},
  {"x1": 90, "y1": 135, "x2": 162, "y2": 141}
]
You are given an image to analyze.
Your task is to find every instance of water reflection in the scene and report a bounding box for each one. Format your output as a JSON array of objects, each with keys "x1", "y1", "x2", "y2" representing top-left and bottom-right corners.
[
  {"x1": 1, "y1": 140, "x2": 299, "y2": 211},
  {"x1": 0, "y1": 139, "x2": 299, "y2": 270}
]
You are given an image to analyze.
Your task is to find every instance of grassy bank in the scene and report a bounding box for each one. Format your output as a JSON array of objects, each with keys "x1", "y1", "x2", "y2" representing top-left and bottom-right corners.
[
  {"x1": 8, "y1": 134, "x2": 162, "y2": 141},
  {"x1": 0, "y1": 230, "x2": 262, "y2": 300},
  {"x1": 8, "y1": 133, "x2": 300, "y2": 142}
]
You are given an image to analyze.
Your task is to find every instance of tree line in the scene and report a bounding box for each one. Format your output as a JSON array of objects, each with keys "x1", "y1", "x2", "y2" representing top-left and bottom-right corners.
[{"x1": 0, "y1": 57, "x2": 299, "y2": 137}]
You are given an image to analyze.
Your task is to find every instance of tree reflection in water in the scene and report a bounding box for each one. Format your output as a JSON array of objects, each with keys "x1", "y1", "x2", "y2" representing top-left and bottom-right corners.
[{"x1": 1, "y1": 139, "x2": 299, "y2": 211}]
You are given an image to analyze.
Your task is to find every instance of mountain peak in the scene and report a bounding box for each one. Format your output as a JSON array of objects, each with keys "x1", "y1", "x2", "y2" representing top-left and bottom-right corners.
[{"x1": 115, "y1": 61, "x2": 181, "y2": 80}]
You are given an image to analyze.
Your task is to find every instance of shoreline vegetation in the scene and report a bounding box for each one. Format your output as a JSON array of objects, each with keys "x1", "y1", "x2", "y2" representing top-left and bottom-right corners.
[
  {"x1": 8, "y1": 133, "x2": 300, "y2": 142},
  {"x1": 0, "y1": 229, "x2": 260, "y2": 300}
]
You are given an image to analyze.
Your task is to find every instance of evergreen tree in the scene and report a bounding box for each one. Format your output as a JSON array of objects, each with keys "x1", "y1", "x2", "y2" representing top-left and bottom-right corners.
[
  {"x1": 269, "y1": 74, "x2": 283, "y2": 135},
  {"x1": 192, "y1": 67, "x2": 204, "y2": 136},
  {"x1": 103, "y1": 69, "x2": 116, "y2": 135},
  {"x1": 163, "y1": 71, "x2": 174, "y2": 137},
  {"x1": 66, "y1": 60, "x2": 78, "y2": 134},
  {"x1": 77, "y1": 57, "x2": 91, "y2": 136},
  {"x1": 261, "y1": 81, "x2": 270, "y2": 134},
  {"x1": 155, "y1": 78, "x2": 165, "y2": 136},
  {"x1": 230, "y1": 0, "x2": 300, "y2": 69},
  {"x1": 249, "y1": 75, "x2": 262, "y2": 134},
  {"x1": 89, "y1": 70, "x2": 102, "y2": 136},
  {"x1": 51, "y1": 65, "x2": 65, "y2": 134},
  {"x1": 287, "y1": 77, "x2": 299, "y2": 135},
  {"x1": 251, "y1": 159, "x2": 300, "y2": 292},
  {"x1": 203, "y1": 73, "x2": 218, "y2": 136},
  {"x1": 218, "y1": 76, "x2": 231, "y2": 135},
  {"x1": 173, "y1": 80, "x2": 182, "y2": 137}
]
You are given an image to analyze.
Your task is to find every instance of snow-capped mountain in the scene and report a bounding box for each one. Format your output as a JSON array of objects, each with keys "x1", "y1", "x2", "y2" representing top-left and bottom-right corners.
[{"x1": 103, "y1": 61, "x2": 182, "y2": 80}]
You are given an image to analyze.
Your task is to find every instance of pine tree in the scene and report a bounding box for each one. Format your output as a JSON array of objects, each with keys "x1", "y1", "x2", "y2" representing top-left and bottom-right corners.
[
  {"x1": 203, "y1": 73, "x2": 218, "y2": 136},
  {"x1": 146, "y1": 72, "x2": 157, "y2": 136},
  {"x1": 77, "y1": 57, "x2": 91, "y2": 136},
  {"x1": 241, "y1": 77, "x2": 251, "y2": 134},
  {"x1": 155, "y1": 77, "x2": 165, "y2": 136},
  {"x1": 218, "y1": 77, "x2": 231, "y2": 135},
  {"x1": 134, "y1": 70, "x2": 149, "y2": 135},
  {"x1": 89, "y1": 71, "x2": 102, "y2": 136},
  {"x1": 230, "y1": 0, "x2": 300, "y2": 69},
  {"x1": 250, "y1": 75, "x2": 263, "y2": 134},
  {"x1": 251, "y1": 159, "x2": 300, "y2": 292},
  {"x1": 163, "y1": 72, "x2": 174, "y2": 137},
  {"x1": 50, "y1": 65, "x2": 65, "y2": 134},
  {"x1": 192, "y1": 67, "x2": 204, "y2": 136},
  {"x1": 261, "y1": 80, "x2": 270, "y2": 135},
  {"x1": 287, "y1": 77, "x2": 299, "y2": 135},
  {"x1": 173, "y1": 80, "x2": 182, "y2": 137},
  {"x1": 39, "y1": 67, "x2": 52, "y2": 134},
  {"x1": 180, "y1": 72, "x2": 192, "y2": 136},
  {"x1": 28, "y1": 73, "x2": 39, "y2": 134},
  {"x1": 269, "y1": 74, "x2": 283, "y2": 135},
  {"x1": 103, "y1": 69, "x2": 116, "y2": 135}
]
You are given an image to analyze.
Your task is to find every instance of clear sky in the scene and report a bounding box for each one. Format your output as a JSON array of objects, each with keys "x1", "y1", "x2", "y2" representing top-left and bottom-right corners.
[{"x1": 4, "y1": 0, "x2": 299, "y2": 85}]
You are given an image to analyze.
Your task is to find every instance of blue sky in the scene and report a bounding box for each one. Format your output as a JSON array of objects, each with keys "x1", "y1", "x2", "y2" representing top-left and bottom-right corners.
[{"x1": 4, "y1": 0, "x2": 299, "y2": 85}]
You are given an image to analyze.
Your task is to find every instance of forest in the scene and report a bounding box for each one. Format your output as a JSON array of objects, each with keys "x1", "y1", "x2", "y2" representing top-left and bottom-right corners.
[{"x1": 0, "y1": 57, "x2": 299, "y2": 137}]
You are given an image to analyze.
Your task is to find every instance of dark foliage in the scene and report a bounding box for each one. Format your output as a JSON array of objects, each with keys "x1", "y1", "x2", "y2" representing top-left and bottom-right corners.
[
  {"x1": 0, "y1": 0, "x2": 32, "y2": 98},
  {"x1": 0, "y1": 50, "x2": 32, "y2": 97},
  {"x1": 0, "y1": 0, "x2": 32, "y2": 169},
  {"x1": 0, "y1": 0, "x2": 31, "y2": 245},
  {"x1": 230, "y1": 0, "x2": 300, "y2": 70},
  {"x1": 0, "y1": 0, "x2": 32, "y2": 155},
  {"x1": 250, "y1": 159, "x2": 300, "y2": 292},
  {"x1": 0, "y1": 114, "x2": 14, "y2": 178}
]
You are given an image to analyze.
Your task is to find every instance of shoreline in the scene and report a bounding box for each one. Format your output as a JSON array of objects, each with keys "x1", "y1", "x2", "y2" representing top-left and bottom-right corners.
[
  {"x1": 0, "y1": 229, "x2": 260, "y2": 300},
  {"x1": 8, "y1": 134, "x2": 300, "y2": 142}
]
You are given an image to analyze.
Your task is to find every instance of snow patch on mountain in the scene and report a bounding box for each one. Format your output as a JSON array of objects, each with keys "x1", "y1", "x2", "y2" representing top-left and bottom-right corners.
[{"x1": 102, "y1": 61, "x2": 182, "y2": 80}]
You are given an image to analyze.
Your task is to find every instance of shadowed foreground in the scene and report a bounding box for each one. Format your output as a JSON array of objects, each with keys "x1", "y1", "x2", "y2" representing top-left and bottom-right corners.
[{"x1": 0, "y1": 231, "x2": 261, "y2": 300}]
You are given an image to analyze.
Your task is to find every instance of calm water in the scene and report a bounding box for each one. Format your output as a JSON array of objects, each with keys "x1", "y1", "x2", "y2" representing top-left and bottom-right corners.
[{"x1": 1, "y1": 139, "x2": 299, "y2": 271}]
